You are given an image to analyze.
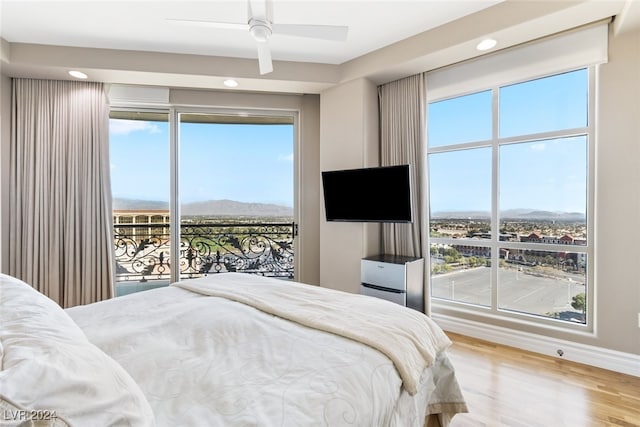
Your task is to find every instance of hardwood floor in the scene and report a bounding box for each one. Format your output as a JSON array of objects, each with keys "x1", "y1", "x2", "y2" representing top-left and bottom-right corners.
[{"x1": 445, "y1": 332, "x2": 640, "y2": 427}]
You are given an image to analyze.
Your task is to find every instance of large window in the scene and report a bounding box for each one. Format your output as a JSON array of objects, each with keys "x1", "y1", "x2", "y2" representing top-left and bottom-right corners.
[{"x1": 427, "y1": 68, "x2": 593, "y2": 328}]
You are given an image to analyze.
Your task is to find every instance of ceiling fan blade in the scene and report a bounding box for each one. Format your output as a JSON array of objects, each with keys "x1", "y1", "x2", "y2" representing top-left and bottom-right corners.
[
  {"x1": 256, "y1": 40, "x2": 273, "y2": 75},
  {"x1": 272, "y1": 23, "x2": 348, "y2": 41},
  {"x1": 166, "y1": 18, "x2": 248, "y2": 31}
]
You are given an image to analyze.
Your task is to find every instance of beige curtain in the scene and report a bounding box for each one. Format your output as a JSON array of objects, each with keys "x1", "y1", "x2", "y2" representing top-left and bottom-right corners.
[
  {"x1": 378, "y1": 73, "x2": 426, "y2": 258},
  {"x1": 9, "y1": 79, "x2": 114, "y2": 307}
]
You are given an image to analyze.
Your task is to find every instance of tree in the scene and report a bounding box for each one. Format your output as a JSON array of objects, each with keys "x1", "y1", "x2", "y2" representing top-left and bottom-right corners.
[
  {"x1": 444, "y1": 255, "x2": 456, "y2": 264},
  {"x1": 571, "y1": 292, "x2": 586, "y2": 313},
  {"x1": 442, "y1": 247, "x2": 460, "y2": 258}
]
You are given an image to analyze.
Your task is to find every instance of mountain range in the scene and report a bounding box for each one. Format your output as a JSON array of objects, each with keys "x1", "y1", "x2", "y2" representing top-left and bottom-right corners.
[
  {"x1": 432, "y1": 209, "x2": 585, "y2": 221},
  {"x1": 113, "y1": 198, "x2": 293, "y2": 217},
  {"x1": 114, "y1": 199, "x2": 581, "y2": 221}
]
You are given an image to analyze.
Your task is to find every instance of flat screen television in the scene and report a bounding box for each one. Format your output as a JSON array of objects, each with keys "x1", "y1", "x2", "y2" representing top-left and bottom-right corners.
[{"x1": 321, "y1": 164, "x2": 412, "y2": 223}]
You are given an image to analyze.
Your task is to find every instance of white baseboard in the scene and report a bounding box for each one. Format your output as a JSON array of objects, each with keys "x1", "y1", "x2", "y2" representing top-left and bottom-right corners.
[{"x1": 432, "y1": 312, "x2": 640, "y2": 378}]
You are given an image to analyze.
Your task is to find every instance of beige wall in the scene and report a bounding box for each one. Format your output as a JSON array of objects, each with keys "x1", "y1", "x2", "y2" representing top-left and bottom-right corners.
[
  {"x1": 431, "y1": 27, "x2": 640, "y2": 355},
  {"x1": 319, "y1": 78, "x2": 380, "y2": 293},
  {"x1": 592, "y1": 27, "x2": 640, "y2": 353},
  {"x1": 298, "y1": 94, "x2": 321, "y2": 285}
]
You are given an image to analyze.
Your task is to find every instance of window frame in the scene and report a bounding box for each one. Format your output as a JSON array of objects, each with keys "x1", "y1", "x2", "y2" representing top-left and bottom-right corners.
[{"x1": 426, "y1": 66, "x2": 596, "y2": 333}]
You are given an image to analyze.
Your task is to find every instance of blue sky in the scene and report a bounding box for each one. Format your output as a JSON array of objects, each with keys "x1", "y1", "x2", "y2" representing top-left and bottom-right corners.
[
  {"x1": 428, "y1": 136, "x2": 587, "y2": 214},
  {"x1": 110, "y1": 120, "x2": 294, "y2": 207}
]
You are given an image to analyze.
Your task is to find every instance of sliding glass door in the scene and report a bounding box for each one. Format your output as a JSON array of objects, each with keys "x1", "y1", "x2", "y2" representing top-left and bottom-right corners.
[{"x1": 109, "y1": 109, "x2": 296, "y2": 295}]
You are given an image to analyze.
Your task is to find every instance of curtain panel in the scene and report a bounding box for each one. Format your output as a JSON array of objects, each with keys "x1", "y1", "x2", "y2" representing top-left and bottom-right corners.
[
  {"x1": 378, "y1": 73, "x2": 426, "y2": 258},
  {"x1": 9, "y1": 78, "x2": 114, "y2": 307}
]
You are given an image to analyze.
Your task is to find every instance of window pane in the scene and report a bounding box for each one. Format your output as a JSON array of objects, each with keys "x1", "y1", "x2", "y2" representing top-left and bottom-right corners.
[
  {"x1": 498, "y1": 249, "x2": 586, "y2": 323},
  {"x1": 429, "y1": 147, "x2": 492, "y2": 237},
  {"x1": 110, "y1": 113, "x2": 171, "y2": 295},
  {"x1": 428, "y1": 90, "x2": 492, "y2": 147},
  {"x1": 499, "y1": 69, "x2": 587, "y2": 138},
  {"x1": 431, "y1": 244, "x2": 491, "y2": 306},
  {"x1": 178, "y1": 115, "x2": 295, "y2": 280},
  {"x1": 499, "y1": 137, "x2": 587, "y2": 245}
]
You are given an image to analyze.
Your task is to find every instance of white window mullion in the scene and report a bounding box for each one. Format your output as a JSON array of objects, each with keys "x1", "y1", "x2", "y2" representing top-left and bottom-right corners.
[
  {"x1": 585, "y1": 67, "x2": 597, "y2": 329},
  {"x1": 499, "y1": 241, "x2": 588, "y2": 254},
  {"x1": 497, "y1": 127, "x2": 590, "y2": 146},
  {"x1": 169, "y1": 108, "x2": 180, "y2": 284},
  {"x1": 491, "y1": 87, "x2": 500, "y2": 313},
  {"x1": 427, "y1": 139, "x2": 493, "y2": 154}
]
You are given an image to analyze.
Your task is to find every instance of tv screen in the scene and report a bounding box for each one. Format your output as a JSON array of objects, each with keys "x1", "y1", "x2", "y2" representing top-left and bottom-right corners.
[{"x1": 321, "y1": 164, "x2": 412, "y2": 223}]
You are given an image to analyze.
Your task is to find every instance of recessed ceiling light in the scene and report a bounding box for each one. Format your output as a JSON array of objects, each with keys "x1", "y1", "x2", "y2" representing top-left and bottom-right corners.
[
  {"x1": 68, "y1": 70, "x2": 88, "y2": 79},
  {"x1": 223, "y1": 79, "x2": 239, "y2": 88},
  {"x1": 476, "y1": 38, "x2": 497, "y2": 51}
]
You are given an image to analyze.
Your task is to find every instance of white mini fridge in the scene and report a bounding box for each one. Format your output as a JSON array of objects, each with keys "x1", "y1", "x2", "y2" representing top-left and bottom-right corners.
[{"x1": 360, "y1": 254, "x2": 424, "y2": 312}]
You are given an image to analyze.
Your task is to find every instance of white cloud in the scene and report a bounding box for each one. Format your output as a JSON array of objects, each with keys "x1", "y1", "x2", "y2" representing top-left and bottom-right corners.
[
  {"x1": 278, "y1": 153, "x2": 294, "y2": 162},
  {"x1": 110, "y1": 120, "x2": 161, "y2": 136},
  {"x1": 530, "y1": 143, "x2": 546, "y2": 152}
]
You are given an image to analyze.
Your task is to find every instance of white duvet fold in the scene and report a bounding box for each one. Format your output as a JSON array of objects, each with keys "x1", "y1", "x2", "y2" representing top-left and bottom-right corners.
[{"x1": 172, "y1": 273, "x2": 452, "y2": 395}]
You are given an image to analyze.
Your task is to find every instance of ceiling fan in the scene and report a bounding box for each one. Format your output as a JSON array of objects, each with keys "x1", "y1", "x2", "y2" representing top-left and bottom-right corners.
[{"x1": 167, "y1": 0, "x2": 349, "y2": 75}]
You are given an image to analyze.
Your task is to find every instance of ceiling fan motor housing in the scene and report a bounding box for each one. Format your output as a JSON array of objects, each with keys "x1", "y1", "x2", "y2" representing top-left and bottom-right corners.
[{"x1": 249, "y1": 19, "x2": 272, "y2": 42}]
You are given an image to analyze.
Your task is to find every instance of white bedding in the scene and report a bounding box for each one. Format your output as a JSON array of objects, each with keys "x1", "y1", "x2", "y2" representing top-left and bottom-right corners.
[
  {"x1": 0, "y1": 274, "x2": 154, "y2": 427},
  {"x1": 66, "y1": 273, "x2": 467, "y2": 426},
  {"x1": 173, "y1": 273, "x2": 452, "y2": 395}
]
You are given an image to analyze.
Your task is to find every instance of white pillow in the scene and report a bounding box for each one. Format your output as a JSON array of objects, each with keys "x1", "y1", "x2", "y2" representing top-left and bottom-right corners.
[{"x1": 0, "y1": 274, "x2": 155, "y2": 427}]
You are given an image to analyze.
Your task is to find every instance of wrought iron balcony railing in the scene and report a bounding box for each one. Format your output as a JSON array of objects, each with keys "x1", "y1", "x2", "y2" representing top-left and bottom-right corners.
[{"x1": 113, "y1": 221, "x2": 295, "y2": 283}]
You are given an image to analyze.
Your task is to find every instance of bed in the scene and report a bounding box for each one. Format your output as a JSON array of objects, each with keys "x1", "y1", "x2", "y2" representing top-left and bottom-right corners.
[{"x1": 0, "y1": 272, "x2": 467, "y2": 426}]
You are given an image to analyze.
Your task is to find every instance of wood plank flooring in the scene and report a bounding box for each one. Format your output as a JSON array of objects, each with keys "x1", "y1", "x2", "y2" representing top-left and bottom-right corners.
[{"x1": 445, "y1": 332, "x2": 640, "y2": 427}]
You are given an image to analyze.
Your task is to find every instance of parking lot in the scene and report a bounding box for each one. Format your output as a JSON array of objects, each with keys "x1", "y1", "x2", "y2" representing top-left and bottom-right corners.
[{"x1": 431, "y1": 266, "x2": 585, "y2": 320}]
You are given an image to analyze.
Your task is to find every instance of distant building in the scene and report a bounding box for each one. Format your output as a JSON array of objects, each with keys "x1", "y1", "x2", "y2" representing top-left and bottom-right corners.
[
  {"x1": 113, "y1": 209, "x2": 170, "y2": 242},
  {"x1": 521, "y1": 232, "x2": 542, "y2": 242},
  {"x1": 453, "y1": 244, "x2": 491, "y2": 258},
  {"x1": 520, "y1": 232, "x2": 586, "y2": 246},
  {"x1": 471, "y1": 232, "x2": 516, "y2": 241}
]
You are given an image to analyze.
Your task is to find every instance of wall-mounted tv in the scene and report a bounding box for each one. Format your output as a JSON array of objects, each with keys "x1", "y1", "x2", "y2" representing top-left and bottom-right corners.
[{"x1": 321, "y1": 164, "x2": 412, "y2": 223}]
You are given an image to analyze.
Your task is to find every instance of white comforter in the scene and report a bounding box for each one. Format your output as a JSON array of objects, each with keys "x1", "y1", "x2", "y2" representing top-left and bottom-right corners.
[
  {"x1": 173, "y1": 273, "x2": 452, "y2": 395},
  {"x1": 67, "y1": 274, "x2": 467, "y2": 426}
]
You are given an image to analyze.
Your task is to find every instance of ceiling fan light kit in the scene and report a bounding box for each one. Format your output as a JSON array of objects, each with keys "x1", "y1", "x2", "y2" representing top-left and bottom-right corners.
[{"x1": 169, "y1": 0, "x2": 348, "y2": 76}]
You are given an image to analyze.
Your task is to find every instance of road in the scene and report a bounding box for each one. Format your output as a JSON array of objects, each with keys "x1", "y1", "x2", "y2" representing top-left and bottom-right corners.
[{"x1": 431, "y1": 266, "x2": 585, "y2": 320}]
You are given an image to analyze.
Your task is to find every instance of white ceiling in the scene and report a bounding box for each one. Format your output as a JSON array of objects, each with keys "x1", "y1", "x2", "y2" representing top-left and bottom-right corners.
[
  {"x1": 0, "y1": 0, "x2": 503, "y2": 66},
  {"x1": 0, "y1": 0, "x2": 638, "y2": 94}
]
